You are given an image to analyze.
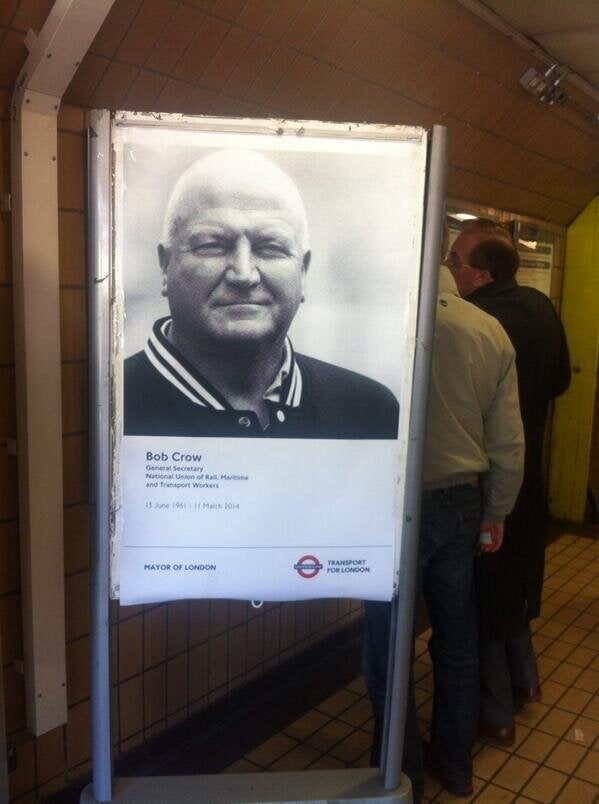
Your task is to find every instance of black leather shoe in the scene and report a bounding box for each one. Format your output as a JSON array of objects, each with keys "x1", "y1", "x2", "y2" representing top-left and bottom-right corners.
[
  {"x1": 422, "y1": 740, "x2": 474, "y2": 798},
  {"x1": 478, "y1": 721, "x2": 515, "y2": 747},
  {"x1": 513, "y1": 685, "x2": 542, "y2": 710}
]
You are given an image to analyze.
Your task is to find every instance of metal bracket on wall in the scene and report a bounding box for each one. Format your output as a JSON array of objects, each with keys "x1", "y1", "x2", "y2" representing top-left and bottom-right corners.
[{"x1": 10, "y1": 0, "x2": 116, "y2": 738}]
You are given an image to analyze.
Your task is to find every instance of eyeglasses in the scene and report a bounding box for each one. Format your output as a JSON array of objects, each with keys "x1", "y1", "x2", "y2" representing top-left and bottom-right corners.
[{"x1": 444, "y1": 250, "x2": 466, "y2": 269}]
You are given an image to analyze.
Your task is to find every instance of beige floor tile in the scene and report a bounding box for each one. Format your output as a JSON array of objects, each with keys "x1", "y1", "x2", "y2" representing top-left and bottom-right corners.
[
  {"x1": 557, "y1": 686, "x2": 593, "y2": 714},
  {"x1": 353, "y1": 748, "x2": 372, "y2": 768},
  {"x1": 361, "y1": 718, "x2": 374, "y2": 734},
  {"x1": 472, "y1": 745, "x2": 510, "y2": 780},
  {"x1": 540, "y1": 602, "x2": 559, "y2": 618},
  {"x1": 574, "y1": 749, "x2": 599, "y2": 785},
  {"x1": 346, "y1": 676, "x2": 367, "y2": 695},
  {"x1": 269, "y1": 742, "x2": 321, "y2": 771},
  {"x1": 557, "y1": 777, "x2": 598, "y2": 804},
  {"x1": 337, "y1": 698, "x2": 374, "y2": 728},
  {"x1": 553, "y1": 567, "x2": 578, "y2": 580},
  {"x1": 552, "y1": 607, "x2": 580, "y2": 626},
  {"x1": 418, "y1": 697, "x2": 433, "y2": 723},
  {"x1": 305, "y1": 719, "x2": 355, "y2": 752},
  {"x1": 538, "y1": 680, "x2": 567, "y2": 706},
  {"x1": 583, "y1": 696, "x2": 599, "y2": 723},
  {"x1": 573, "y1": 611, "x2": 596, "y2": 630},
  {"x1": 573, "y1": 667, "x2": 599, "y2": 694},
  {"x1": 413, "y1": 660, "x2": 431, "y2": 681},
  {"x1": 435, "y1": 782, "x2": 478, "y2": 802},
  {"x1": 223, "y1": 758, "x2": 261, "y2": 773},
  {"x1": 514, "y1": 701, "x2": 550, "y2": 728},
  {"x1": 508, "y1": 724, "x2": 531, "y2": 752},
  {"x1": 473, "y1": 782, "x2": 516, "y2": 801},
  {"x1": 492, "y1": 754, "x2": 537, "y2": 792},
  {"x1": 538, "y1": 620, "x2": 568, "y2": 640},
  {"x1": 544, "y1": 740, "x2": 587, "y2": 774},
  {"x1": 328, "y1": 729, "x2": 372, "y2": 763},
  {"x1": 564, "y1": 716, "x2": 597, "y2": 747},
  {"x1": 537, "y1": 707, "x2": 576, "y2": 738},
  {"x1": 415, "y1": 687, "x2": 432, "y2": 708},
  {"x1": 316, "y1": 689, "x2": 360, "y2": 716},
  {"x1": 549, "y1": 662, "x2": 583, "y2": 687},
  {"x1": 566, "y1": 557, "x2": 590, "y2": 570},
  {"x1": 283, "y1": 709, "x2": 330, "y2": 740},
  {"x1": 545, "y1": 591, "x2": 572, "y2": 608},
  {"x1": 566, "y1": 595, "x2": 595, "y2": 613},
  {"x1": 414, "y1": 637, "x2": 430, "y2": 658},
  {"x1": 537, "y1": 656, "x2": 559, "y2": 680},
  {"x1": 516, "y1": 730, "x2": 558, "y2": 762},
  {"x1": 543, "y1": 576, "x2": 564, "y2": 591},
  {"x1": 245, "y1": 733, "x2": 297, "y2": 766},
  {"x1": 521, "y1": 766, "x2": 568, "y2": 802},
  {"x1": 543, "y1": 640, "x2": 574, "y2": 661},
  {"x1": 560, "y1": 625, "x2": 590, "y2": 646},
  {"x1": 532, "y1": 634, "x2": 553, "y2": 654},
  {"x1": 418, "y1": 672, "x2": 435, "y2": 693},
  {"x1": 567, "y1": 645, "x2": 595, "y2": 668},
  {"x1": 308, "y1": 754, "x2": 345, "y2": 770}
]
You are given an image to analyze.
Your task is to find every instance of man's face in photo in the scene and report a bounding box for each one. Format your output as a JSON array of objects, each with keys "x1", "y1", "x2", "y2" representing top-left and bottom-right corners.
[{"x1": 159, "y1": 152, "x2": 311, "y2": 349}]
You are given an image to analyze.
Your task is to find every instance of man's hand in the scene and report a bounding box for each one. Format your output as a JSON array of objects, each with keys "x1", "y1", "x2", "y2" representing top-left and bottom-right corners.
[{"x1": 479, "y1": 520, "x2": 504, "y2": 553}]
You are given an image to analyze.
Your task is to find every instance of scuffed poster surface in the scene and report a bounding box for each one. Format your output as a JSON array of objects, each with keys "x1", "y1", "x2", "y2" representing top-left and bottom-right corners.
[{"x1": 111, "y1": 114, "x2": 428, "y2": 605}]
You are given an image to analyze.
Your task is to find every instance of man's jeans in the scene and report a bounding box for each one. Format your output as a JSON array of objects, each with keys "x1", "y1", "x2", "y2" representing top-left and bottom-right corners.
[{"x1": 364, "y1": 483, "x2": 481, "y2": 795}]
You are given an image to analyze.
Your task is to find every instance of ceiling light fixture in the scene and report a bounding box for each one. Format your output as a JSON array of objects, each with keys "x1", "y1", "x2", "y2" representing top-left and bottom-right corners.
[{"x1": 520, "y1": 64, "x2": 598, "y2": 125}]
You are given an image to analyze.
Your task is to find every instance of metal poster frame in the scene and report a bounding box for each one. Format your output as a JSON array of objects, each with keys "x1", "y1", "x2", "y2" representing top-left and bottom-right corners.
[{"x1": 83, "y1": 111, "x2": 447, "y2": 803}]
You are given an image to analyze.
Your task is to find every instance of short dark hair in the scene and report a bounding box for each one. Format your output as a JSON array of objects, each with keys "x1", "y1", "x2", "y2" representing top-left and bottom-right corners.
[{"x1": 468, "y1": 237, "x2": 519, "y2": 282}]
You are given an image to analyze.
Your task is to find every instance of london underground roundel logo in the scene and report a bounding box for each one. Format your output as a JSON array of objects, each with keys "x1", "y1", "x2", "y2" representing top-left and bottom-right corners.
[{"x1": 294, "y1": 555, "x2": 323, "y2": 579}]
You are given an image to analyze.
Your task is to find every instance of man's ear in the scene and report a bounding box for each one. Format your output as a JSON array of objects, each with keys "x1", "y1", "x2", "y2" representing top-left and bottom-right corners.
[
  {"x1": 300, "y1": 250, "x2": 311, "y2": 302},
  {"x1": 474, "y1": 268, "x2": 492, "y2": 288},
  {"x1": 158, "y1": 243, "x2": 170, "y2": 297}
]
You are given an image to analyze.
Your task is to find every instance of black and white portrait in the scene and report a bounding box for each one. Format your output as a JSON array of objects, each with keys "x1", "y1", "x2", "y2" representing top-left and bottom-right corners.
[
  {"x1": 123, "y1": 148, "x2": 399, "y2": 439},
  {"x1": 117, "y1": 123, "x2": 420, "y2": 441}
]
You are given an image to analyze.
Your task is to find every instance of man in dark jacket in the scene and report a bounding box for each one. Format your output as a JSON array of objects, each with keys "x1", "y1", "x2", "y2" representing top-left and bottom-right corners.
[{"x1": 447, "y1": 218, "x2": 570, "y2": 745}]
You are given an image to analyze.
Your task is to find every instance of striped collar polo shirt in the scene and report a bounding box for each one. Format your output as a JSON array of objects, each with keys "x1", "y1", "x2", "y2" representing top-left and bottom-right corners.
[{"x1": 124, "y1": 317, "x2": 400, "y2": 440}]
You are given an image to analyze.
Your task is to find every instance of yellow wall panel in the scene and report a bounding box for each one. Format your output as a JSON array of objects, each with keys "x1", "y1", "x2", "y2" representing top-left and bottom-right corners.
[{"x1": 549, "y1": 197, "x2": 599, "y2": 521}]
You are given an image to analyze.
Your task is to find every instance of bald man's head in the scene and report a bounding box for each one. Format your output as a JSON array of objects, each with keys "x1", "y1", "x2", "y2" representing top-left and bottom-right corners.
[
  {"x1": 158, "y1": 150, "x2": 311, "y2": 350},
  {"x1": 162, "y1": 150, "x2": 309, "y2": 253}
]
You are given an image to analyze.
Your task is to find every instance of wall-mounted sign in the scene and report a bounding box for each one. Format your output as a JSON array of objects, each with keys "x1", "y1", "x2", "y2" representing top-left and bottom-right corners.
[
  {"x1": 104, "y1": 113, "x2": 429, "y2": 605},
  {"x1": 512, "y1": 222, "x2": 554, "y2": 297}
]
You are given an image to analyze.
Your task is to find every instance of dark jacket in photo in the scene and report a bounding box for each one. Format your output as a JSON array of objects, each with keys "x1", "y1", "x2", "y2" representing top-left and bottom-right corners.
[{"x1": 124, "y1": 319, "x2": 399, "y2": 440}]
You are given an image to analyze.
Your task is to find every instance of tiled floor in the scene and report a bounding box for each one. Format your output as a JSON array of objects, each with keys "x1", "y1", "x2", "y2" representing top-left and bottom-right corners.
[{"x1": 224, "y1": 533, "x2": 598, "y2": 802}]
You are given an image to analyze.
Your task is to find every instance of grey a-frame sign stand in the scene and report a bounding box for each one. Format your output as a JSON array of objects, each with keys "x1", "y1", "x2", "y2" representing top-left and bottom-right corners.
[{"x1": 81, "y1": 111, "x2": 447, "y2": 803}]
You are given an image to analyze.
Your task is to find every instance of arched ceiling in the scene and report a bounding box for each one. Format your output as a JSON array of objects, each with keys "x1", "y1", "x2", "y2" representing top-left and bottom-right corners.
[{"x1": 1, "y1": 0, "x2": 598, "y2": 225}]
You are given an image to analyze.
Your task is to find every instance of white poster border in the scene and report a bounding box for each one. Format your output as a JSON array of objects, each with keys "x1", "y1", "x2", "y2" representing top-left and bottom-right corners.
[{"x1": 109, "y1": 113, "x2": 428, "y2": 603}]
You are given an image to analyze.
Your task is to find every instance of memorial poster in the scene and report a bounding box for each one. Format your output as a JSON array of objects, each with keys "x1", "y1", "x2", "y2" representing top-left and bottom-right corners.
[{"x1": 109, "y1": 114, "x2": 428, "y2": 605}]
